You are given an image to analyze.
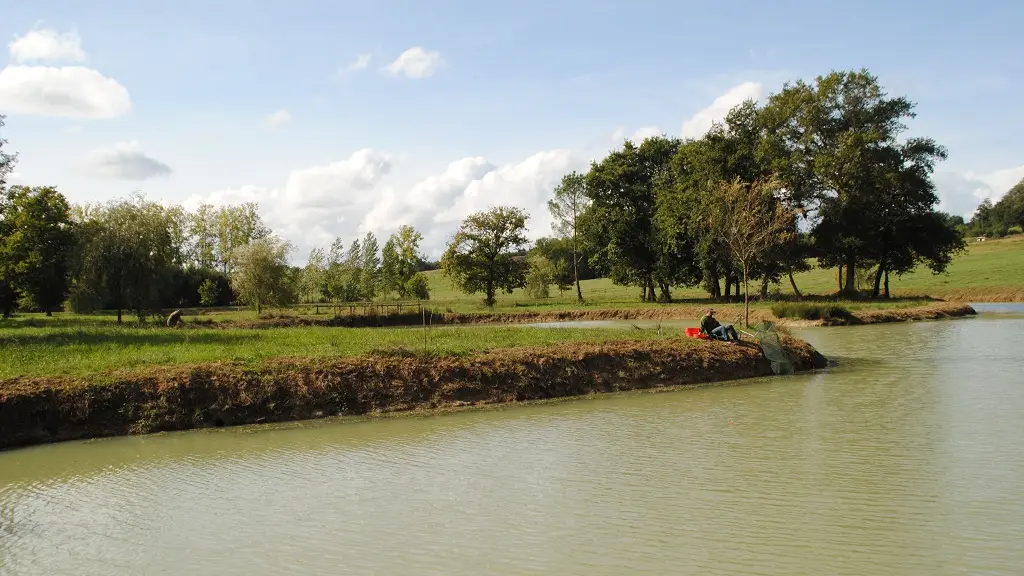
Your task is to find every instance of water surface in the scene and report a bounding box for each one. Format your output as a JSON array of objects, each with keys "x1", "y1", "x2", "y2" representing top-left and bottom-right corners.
[{"x1": 2, "y1": 313, "x2": 1023, "y2": 575}]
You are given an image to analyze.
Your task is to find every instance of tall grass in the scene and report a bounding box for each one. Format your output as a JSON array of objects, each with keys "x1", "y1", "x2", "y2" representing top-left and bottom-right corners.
[{"x1": 0, "y1": 320, "x2": 691, "y2": 379}]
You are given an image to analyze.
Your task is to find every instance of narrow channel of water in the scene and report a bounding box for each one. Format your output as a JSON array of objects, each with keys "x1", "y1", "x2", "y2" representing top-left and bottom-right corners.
[{"x1": 1, "y1": 309, "x2": 1022, "y2": 575}]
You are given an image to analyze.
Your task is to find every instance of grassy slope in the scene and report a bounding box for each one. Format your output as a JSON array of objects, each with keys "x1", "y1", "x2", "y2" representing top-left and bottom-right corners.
[
  {"x1": 0, "y1": 319, "x2": 692, "y2": 379},
  {"x1": 425, "y1": 234, "x2": 1024, "y2": 310}
]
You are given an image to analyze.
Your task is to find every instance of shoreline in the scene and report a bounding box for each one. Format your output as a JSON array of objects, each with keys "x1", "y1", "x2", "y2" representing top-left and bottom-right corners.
[
  {"x1": 185, "y1": 301, "x2": 977, "y2": 329},
  {"x1": 0, "y1": 336, "x2": 827, "y2": 452}
]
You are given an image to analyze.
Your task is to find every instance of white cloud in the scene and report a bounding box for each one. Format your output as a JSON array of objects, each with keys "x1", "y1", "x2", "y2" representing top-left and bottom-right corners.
[
  {"x1": 9, "y1": 29, "x2": 85, "y2": 63},
  {"x1": 0, "y1": 65, "x2": 131, "y2": 118},
  {"x1": 85, "y1": 141, "x2": 172, "y2": 180},
  {"x1": 610, "y1": 126, "x2": 663, "y2": 145},
  {"x1": 184, "y1": 147, "x2": 584, "y2": 260},
  {"x1": 935, "y1": 165, "x2": 1024, "y2": 218},
  {"x1": 264, "y1": 109, "x2": 291, "y2": 128},
  {"x1": 342, "y1": 54, "x2": 372, "y2": 73},
  {"x1": 680, "y1": 81, "x2": 764, "y2": 139},
  {"x1": 385, "y1": 47, "x2": 442, "y2": 79},
  {"x1": 8, "y1": 171, "x2": 22, "y2": 183}
]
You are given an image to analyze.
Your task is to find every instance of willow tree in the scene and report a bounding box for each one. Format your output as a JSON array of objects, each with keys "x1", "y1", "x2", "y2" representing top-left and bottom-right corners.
[
  {"x1": 709, "y1": 178, "x2": 795, "y2": 327},
  {"x1": 230, "y1": 236, "x2": 294, "y2": 316}
]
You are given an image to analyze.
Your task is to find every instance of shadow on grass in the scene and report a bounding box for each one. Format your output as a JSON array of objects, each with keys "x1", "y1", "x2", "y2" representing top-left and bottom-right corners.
[{"x1": 0, "y1": 329, "x2": 261, "y2": 349}]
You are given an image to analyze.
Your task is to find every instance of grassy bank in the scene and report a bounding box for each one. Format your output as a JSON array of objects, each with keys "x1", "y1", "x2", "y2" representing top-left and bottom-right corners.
[
  {"x1": 0, "y1": 336, "x2": 827, "y2": 451},
  {"x1": 0, "y1": 319, "x2": 702, "y2": 379}
]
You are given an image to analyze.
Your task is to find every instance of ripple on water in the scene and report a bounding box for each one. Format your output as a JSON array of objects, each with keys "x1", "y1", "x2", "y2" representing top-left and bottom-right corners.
[{"x1": 2, "y1": 317, "x2": 1024, "y2": 575}]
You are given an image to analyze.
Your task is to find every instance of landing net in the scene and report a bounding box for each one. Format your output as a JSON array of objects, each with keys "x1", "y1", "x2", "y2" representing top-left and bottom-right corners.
[{"x1": 752, "y1": 321, "x2": 794, "y2": 375}]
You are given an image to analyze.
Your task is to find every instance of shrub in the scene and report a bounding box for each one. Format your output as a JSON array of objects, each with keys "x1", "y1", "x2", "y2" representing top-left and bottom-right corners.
[
  {"x1": 405, "y1": 273, "x2": 430, "y2": 300},
  {"x1": 771, "y1": 302, "x2": 853, "y2": 322}
]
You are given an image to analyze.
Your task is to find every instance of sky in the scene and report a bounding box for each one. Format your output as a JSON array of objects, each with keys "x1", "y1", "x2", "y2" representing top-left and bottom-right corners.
[{"x1": 1, "y1": 0, "x2": 1023, "y2": 261}]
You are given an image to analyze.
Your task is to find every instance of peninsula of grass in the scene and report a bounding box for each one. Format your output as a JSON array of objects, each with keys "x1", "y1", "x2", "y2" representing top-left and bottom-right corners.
[{"x1": 0, "y1": 323, "x2": 827, "y2": 451}]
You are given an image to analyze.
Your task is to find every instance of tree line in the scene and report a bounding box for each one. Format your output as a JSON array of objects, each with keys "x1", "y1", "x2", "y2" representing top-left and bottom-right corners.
[
  {"x1": 0, "y1": 70, "x2": 1011, "y2": 318},
  {"x1": 438, "y1": 70, "x2": 977, "y2": 319}
]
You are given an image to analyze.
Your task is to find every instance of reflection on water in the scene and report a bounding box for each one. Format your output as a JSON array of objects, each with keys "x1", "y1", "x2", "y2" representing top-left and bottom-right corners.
[{"x1": 1, "y1": 315, "x2": 1023, "y2": 575}]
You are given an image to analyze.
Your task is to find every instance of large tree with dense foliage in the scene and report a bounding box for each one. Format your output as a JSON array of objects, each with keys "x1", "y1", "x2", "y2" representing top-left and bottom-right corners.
[
  {"x1": 230, "y1": 236, "x2": 295, "y2": 315},
  {"x1": 77, "y1": 195, "x2": 178, "y2": 322},
  {"x1": 0, "y1": 186, "x2": 78, "y2": 315},
  {"x1": 441, "y1": 206, "x2": 529, "y2": 306},
  {"x1": 585, "y1": 136, "x2": 681, "y2": 302}
]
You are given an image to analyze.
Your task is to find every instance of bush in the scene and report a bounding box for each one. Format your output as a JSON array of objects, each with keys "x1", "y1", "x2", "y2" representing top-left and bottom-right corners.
[
  {"x1": 1009, "y1": 225, "x2": 1023, "y2": 235},
  {"x1": 524, "y1": 254, "x2": 556, "y2": 299},
  {"x1": 771, "y1": 302, "x2": 853, "y2": 321},
  {"x1": 405, "y1": 273, "x2": 430, "y2": 300}
]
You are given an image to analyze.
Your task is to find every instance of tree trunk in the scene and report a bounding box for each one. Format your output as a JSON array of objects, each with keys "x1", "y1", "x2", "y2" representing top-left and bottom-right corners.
[
  {"x1": 640, "y1": 285, "x2": 647, "y2": 302},
  {"x1": 710, "y1": 275, "x2": 721, "y2": 299},
  {"x1": 646, "y1": 277, "x2": 656, "y2": 303},
  {"x1": 572, "y1": 234, "x2": 582, "y2": 303},
  {"x1": 725, "y1": 277, "x2": 732, "y2": 299},
  {"x1": 742, "y1": 262, "x2": 750, "y2": 328},
  {"x1": 486, "y1": 280, "x2": 495, "y2": 307},
  {"x1": 658, "y1": 282, "x2": 671, "y2": 303},
  {"x1": 117, "y1": 307, "x2": 122, "y2": 324},
  {"x1": 788, "y1": 266, "x2": 802, "y2": 300},
  {"x1": 871, "y1": 263, "x2": 884, "y2": 299},
  {"x1": 837, "y1": 267, "x2": 843, "y2": 293},
  {"x1": 46, "y1": 309, "x2": 53, "y2": 317},
  {"x1": 760, "y1": 275, "x2": 769, "y2": 299},
  {"x1": 257, "y1": 301, "x2": 262, "y2": 316},
  {"x1": 844, "y1": 256, "x2": 857, "y2": 296},
  {"x1": 884, "y1": 269, "x2": 890, "y2": 299}
]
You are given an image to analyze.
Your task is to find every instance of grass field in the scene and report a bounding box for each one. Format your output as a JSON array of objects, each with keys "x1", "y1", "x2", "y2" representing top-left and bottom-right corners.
[
  {"x1": 0, "y1": 319, "x2": 694, "y2": 379},
  {"x1": 421, "y1": 234, "x2": 1024, "y2": 311}
]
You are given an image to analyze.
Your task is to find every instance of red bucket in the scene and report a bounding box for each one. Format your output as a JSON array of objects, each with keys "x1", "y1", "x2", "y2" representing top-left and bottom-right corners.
[{"x1": 685, "y1": 327, "x2": 706, "y2": 339}]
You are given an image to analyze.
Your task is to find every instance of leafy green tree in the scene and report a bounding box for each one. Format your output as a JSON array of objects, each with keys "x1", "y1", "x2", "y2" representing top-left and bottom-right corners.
[
  {"x1": 547, "y1": 171, "x2": 591, "y2": 302},
  {"x1": 1, "y1": 186, "x2": 78, "y2": 315},
  {"x1": 441, "y1": 206, "x2": 530, "y2": 306},
  {"x1": 524, "y1": 254, "x2": 556, "y2": 299},
  {"x1": 404, "y1": 272, "x2": 430, "y2": 300},
  {"x1": 585, "y1": 136, "x2": 680, "y2": 302},
  {"x1": 360, "y1": 232, "x2": 381, "y2": 300},
  {"x1": 0, "y1": 115, "x2": 19, "y2": 317},
  {"x1": 298, "y1": 247, "x2": 328, "y2": 303},
  {"x1": 188, "y1": 203, "x2": 219, "y2": 269},
  {"x1": 78, "y1": 194, "x2": 177, "y2": 323},
  {"x1": 380, "y1": 225, "x2": 426, "y2": 299},
  {"x1": 198, "y1": 278, "x2": 218, "y2": 306},
  {"x1": 380, "y1": 237, "x2": 401, "y2": 298},
  {"x1": 214, "y1": 203, "x2": 270, "y2": 275},
  {"x1": 230, "y1": 236, "x2": 294, "y2": 316}
]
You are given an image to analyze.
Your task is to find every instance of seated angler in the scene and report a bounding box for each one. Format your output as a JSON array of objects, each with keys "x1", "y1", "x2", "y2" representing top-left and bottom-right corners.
[{"x1": 699, "y1": 308, "x2": 740, "y2": 344}]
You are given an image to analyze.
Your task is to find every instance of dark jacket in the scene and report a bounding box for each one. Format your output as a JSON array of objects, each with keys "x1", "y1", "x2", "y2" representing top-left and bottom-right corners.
[{"x1": 700, "y1": 314, "x2": 721, "y2": 335}]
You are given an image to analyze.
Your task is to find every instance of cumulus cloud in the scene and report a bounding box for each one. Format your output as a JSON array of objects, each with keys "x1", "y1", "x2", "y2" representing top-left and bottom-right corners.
[
  {"x1": 184, "y1": 147, "x2": 585, "y2": 260},
  {"x1": 9, "y1": 29, "x2": 85, "y2": 63},
  {"x1": 680, "y1": 81, "x2": 764, "y2": 139},
  {"x1": 342, "y1": 54, "x2": 372, "y2": 73},
  {"x1": 264, "y1": 109, "x2": 291, "y2": 128},
  {"x1": 384, "y1": 47, "x2": 442, "y2": 79},
  {"x1": 85, "y1": 141, "x2": 172, "y2": 180},
  {"x1": 0, "y1": 28, "x2": 131, "y2": 119},
  {"x1": 934, "y1": 165, "x2": 1024, "y2": 218}
]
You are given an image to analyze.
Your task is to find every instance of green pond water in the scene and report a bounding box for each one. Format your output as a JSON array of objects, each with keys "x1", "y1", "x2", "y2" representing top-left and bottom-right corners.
[{"x1": 1, "y1": 306, "x2": 1023, "y2": 575}]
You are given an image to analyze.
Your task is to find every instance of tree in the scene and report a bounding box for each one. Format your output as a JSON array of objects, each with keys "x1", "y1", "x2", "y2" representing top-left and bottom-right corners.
[
  {"x1": 708, "y1": 178, "x2": 796, "y2": 327},
  {"x1": 188, "y1": 203, "x2": 218, "y2": 269},
  {"x1": 214, "y1": 203, "x2": 270, "y2": 275},
  {"x1": 0, "y1": 115, "x2": 19, "y2": 317},
  {"x1": 524, "y1": 254, "x2": 556, "y2": 299},
  {"x1": 230, "y1": 236, "x2": 294, "y2": 316},
  {"x1": 298, "y1": 247, "x2": 328, "y2": 303},
  {"x1": 360, "y1": 232, "x2": 381, "y2": 300},
  {"x1": 77, "y1": 195, "x2": 177, "y2": 323},
  {"x1": 380, "y1": 237, "x2": 401, "y2": 298},
  {"x1": 405, "y1": 272, "x2": 430, "y2": 300},
  {"x1": 441, "y1": 206, "x2": 530, "y2": 306},
  {"x1": 548, "y1": 171, "x2": 591, "y2": 302},
  {"x1": 198, "y1": 278, "x2": 218, "y2": 306},
  {"x1": 585, "y1": 136, "x2": 680, "y2": 301},
  {"x1": 1, "y1": 186, "x2": 78, "y2": 315}
]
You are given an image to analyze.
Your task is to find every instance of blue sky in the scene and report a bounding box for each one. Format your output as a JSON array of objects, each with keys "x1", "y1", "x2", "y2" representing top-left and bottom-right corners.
[{"x1": 1, "y1": 0, "x2": 1022, "y2": 258}]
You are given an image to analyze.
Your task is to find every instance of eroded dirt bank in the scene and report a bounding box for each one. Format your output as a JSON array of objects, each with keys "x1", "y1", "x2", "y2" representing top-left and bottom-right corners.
[{"x1": 0, "y1": 337, "x2": 826, "y2": 451}]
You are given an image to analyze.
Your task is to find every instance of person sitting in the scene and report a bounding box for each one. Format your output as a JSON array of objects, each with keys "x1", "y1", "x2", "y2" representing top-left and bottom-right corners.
[{"x1": 700, "y1": 309, "x2": 740, "y2": 343}]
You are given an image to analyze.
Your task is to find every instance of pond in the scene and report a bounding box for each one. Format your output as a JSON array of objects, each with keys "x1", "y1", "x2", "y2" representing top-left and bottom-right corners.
[{"x1": 1, "y1": 307, "x2": 1022, "y2": 575}]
